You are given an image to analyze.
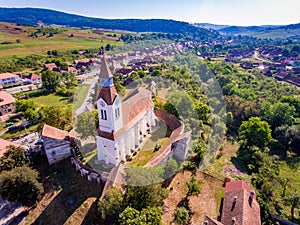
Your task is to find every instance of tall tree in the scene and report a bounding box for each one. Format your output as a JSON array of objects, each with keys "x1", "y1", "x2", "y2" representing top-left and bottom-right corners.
[
  {"x1": 239, "y1": 117, "x2": 272, "y2": 149},
  {"x1": 41, "y1": 70, "x2": 62, "y2": 93},
  {"x1": 0, "y1": 145, "x2": 29, "y2": 171},
  {"x1": 39, "y1": 105, "x2": 72, "y2": 130},
  {"x1": 98, "y1": 187, "x2": 123, "y2": 219},
  {"x1": 0, "y1": 166, "x2": 44, "y2": 206}
]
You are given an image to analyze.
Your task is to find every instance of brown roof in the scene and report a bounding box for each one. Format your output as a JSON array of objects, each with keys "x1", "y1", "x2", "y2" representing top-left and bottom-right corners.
[
  {"x1": 99, "y1": 57, "x2": 113, "y2": 78},
  {"x1": 0, "y1": 73, "x2": 18, "y2": 80},
  {"x1": 98, "y1": 88, "x2": 154, "y2": 141},
  {"x1": 204, "y1": 216, "x2": 224, "y2": 225},
  {"x1": 221, "y1": 181, "x2": 261, "y2": 225},
  {"x1": 0, "y1": 91, "x2": 15, "y2": 107},
  {"x1": 0, "y1": 138, "x2": 20, "y2": 157},
  {"x1": 42, "y1": 124, "x2": 70, "y2": 140},
  {"x1": 44, "y1": 63, "x2": 57, "y2": 69},
  {"x1": 97, "y1": 86, "x2": 118, "y2": 105}
]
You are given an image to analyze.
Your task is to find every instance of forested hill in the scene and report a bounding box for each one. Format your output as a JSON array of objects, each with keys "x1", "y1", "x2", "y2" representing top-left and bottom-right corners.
[{"x1": 0, "y1": 8, "x2": 218, "y2": 38}]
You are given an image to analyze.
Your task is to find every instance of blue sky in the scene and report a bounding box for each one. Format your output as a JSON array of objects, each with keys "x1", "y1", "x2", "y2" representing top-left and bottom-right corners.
[{"x1": 0, "y1": 0, "x2": 299, "y2": 26}]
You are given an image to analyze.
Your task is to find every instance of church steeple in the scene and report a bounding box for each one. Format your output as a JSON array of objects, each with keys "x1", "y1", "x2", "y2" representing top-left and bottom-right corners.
[
  {"x1": 96, "y1": 56, "x2": 123, "y2": 133},
  {"x1": 99, "y1": 56, "x2": 114, "y2": 88}
]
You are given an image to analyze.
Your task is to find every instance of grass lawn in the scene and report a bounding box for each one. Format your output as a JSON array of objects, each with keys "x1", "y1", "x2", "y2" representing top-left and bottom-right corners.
[
  {"x1": 72, "y1": 84, "x2": 90, "y2": 111},
  {"x1": 25, "y1": 158, "x2": 105, "y2": 225},
  {"x1": 127, "y1": 122, "x2": 170, "y2": 166},
  {"x1": 32, "y1": 93, "x2": 69, "y2": 107}
]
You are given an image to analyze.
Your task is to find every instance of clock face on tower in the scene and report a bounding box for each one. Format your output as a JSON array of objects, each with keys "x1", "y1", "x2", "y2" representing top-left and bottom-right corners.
[{"x1": 100, "y1": 101, "x2": 105, "y2": 107}]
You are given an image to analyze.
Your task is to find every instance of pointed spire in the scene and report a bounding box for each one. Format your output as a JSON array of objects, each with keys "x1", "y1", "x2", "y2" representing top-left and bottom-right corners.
[{"x1": 100, "y1": 56, "x2": 113, "y2": 78}]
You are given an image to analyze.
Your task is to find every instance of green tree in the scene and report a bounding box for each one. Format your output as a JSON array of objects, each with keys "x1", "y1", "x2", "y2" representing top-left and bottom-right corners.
[
  {"x1": 105, "y1": 44, "x2": 111, "y2": 51},
  {"x1": 261, "y1": 102, "x2": 296, "y2": 129},
  {"x1": 0, "y1": 145, "x2": 29, "y2": 171},
  {"x1": 119, "y1": 206, "x2": 163, "y2": 225},
  {"x1": 186, "y1": 176, "x2": 202, "y2": 197},
  {"x1": 119, "y1": 206, "x2": 140, "y2": 225},
  {"x1": 239, "y1": 117, "x2": 272, "y2": 149},
  {"x1": 98, "y1": 187, "x2": 123, "y2": 219},
  {"x1": 41, "y1": 70, "x2": 62, "y2": 93},
  {"x1": 24, "y1": 108, "x2": 39, "y2": 122},
  {"x1": 284, "y1": 192, "x2": 300, "y2": 219},
  {"x1": 124, "y1": 167, "x2": 168, "y2": 211},
  {"x1": 61, "y1": 72, "x2": 78, "y2": 87},
  {"x1": 15, "y1": 99, "x2": 37, "y2": 113},
  {"x1": 174, "y1": 207, "x2": 190, "y2": 225},
  {"x1": 39, "y1": 105, "x2": 72, "y2": 130},
  {"x1": 0, "y1": 166, "x2": 44, "y2": 206},
  {"x1": 76, "y1": 111, "x2": 98, "y2": 139}
]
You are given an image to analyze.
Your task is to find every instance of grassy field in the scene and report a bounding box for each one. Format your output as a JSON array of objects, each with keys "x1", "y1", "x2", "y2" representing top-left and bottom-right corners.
[
  {"x1": 127, "y1": 122, "x2": 169, "y2": 166},
  {"x1": 31, "y1": 93, "x2": 69, "y2": 107},
  {"x1": 0, "y1": 22, "x2": 123, "y2": 59}
]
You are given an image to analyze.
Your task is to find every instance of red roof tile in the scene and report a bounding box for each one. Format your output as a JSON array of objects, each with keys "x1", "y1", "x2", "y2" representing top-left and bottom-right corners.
[
  {"x1": 0, "y1": 91, "x2": 15, "y2": 107},
  {"x1": 97, "y1": 86, "x2": 118, "y2": 105},
  {"x1": 0, "y1": 73, "x2": 18, "y2": 80},
  {"x1": 221, "y1": 181, "x2": 261, "y2": 225},
  {"x1": 42, "y1": 124, "x2": 70, "y2": 140},
  {"x1": 0, "y1": 138, "x2": 20, "y2": 157}
]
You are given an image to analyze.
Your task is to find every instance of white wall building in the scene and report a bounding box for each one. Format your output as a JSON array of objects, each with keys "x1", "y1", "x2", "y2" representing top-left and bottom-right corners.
[{"x1": 95, "y1": 57, "x2": 155, "y2": 166}]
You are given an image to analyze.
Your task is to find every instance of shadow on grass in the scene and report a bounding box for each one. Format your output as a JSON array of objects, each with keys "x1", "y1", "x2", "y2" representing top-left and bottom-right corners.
[{"x1": 30, "y1": 159, "x2": 103, "y2": 225}]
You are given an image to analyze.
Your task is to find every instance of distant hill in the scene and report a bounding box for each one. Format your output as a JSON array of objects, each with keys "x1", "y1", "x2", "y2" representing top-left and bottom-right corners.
[
  {"x1": 217, "y1": 24, "x2": 300, "y2": 39},
  {"x1": 195, "y1": 23, "x2": 229, "y2": 30},
  {"x1": 0, "y1": 8, "x2": 218, "y2": 39}
]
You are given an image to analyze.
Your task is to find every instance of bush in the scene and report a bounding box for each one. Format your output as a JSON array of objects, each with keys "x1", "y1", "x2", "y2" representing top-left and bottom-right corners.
[{"x1": 174, "y1": 207, "x2": 190, "y2": 225}]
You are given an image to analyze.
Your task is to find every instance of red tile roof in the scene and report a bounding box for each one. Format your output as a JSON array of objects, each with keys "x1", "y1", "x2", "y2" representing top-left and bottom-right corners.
[
  {"x1": 42, "y1": 124, "x2": 70, "y2": 140},
  {"x1": 44, "y1": 63, "x2": 57, "y2": 69},
  {"x1": 0, "y1": 73, "x2": 18, "y2": 80},
  {"x1": 0, "y1": 138, "x2": 20, "y2": 157},
  {"x1": 0, "y1": 91, "x2": 15, "y2": 107},
  {"x1": 97, "y1": 86, "x2": 118, "y2": 105},
  {"x1": 221, "y1": 181, "x2": 261, "y2": 225}
]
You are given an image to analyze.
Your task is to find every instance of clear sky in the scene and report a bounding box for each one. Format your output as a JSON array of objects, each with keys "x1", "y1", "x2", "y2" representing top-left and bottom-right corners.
[{"x1": 0, "y1": 0, "x2": 299, "y2": 26}]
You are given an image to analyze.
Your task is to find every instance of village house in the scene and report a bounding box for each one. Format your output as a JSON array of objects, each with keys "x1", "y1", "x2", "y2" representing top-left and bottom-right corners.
[
  {"x1": 74, "y1": 58, "x2": 91, "y2": 69},
  {"x1": 0, "y1": 138, "x2": 21, "y2": 158},
  {"x1": 20, "y1": 73, "x2": 42, "y2": 84},
  {"x1": 204, "y1": 180, "x2": 261, "y2": 225},
  {"x1": 43, "y1": 63, "x2": 58, "y2": 71},
  {"x1": 41, "y1": 124, "x2": 73, "y2": 165},
  {"x1": 0, "y1": 90, "x2": 16, "y2": 117},
  {"x1": 0, "y1": 73, "x2": 20, "y2": 87},
  {"x1": 115, "y1": 68, "x2": 134, "y2": 77}
]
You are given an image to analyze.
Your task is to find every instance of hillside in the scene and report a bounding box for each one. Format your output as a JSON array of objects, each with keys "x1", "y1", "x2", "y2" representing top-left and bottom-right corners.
[
  {"x1": 218, "y1": 24, "x2": 300, "y2": 39},
  {"x1": 0, "y1": 8, "x2": 218, "y2": 39}
]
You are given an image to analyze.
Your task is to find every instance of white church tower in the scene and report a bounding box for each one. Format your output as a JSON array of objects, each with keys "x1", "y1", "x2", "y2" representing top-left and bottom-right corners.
[{"x1": 96, "y1": 57, "x2": 123, "y2": 133}]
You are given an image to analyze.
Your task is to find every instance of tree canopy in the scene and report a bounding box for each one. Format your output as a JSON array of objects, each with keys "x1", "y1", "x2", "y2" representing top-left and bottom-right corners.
[{"x1": 0, "y1": 166, "x2": 44, "y2": 206}]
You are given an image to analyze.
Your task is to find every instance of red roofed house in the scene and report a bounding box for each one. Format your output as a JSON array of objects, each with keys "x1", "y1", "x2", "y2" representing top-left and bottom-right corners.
[
  {"x1": 0, "y1": 73, "x2": 20, "y2": 87},
  {"x1": 96, "y1": 57, "x2": 155, "y2": 166},
  {"x1": 41, "y1": 124, "x2": 73, "y2": 164},
  {"x1": 44, "y1": 63, "x2": 58, "y2": 71},
  {"x1": 203, "y1": 180, "x2": 261, "y2": 225},
  {"x1": 21, "y1": 73, "x2": 42, "y2": 84},
  {"x1": 0, "y1": 138, "x2": 20, "y2": 158},
  {"x1": 0, "y1": 90, "x2": 16, "y2": 116}
]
